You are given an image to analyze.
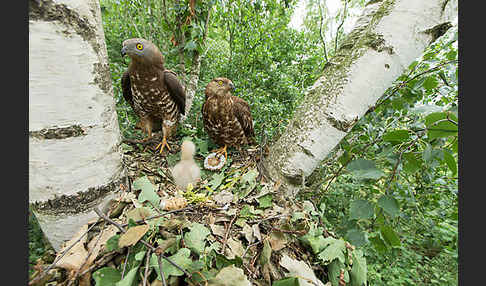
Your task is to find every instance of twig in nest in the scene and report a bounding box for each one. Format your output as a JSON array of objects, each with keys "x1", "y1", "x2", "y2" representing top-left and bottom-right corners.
[
  {"x1": 121, "y1": 247, "x2": 131, "y2": 279},
  {"x1": 120, "y1": 206, "x2": 193, "y2": 228},
  {"x1": 79, "y1": 251, "x2": 118, "y2": 276},
  {"x1": 67, "y1": 223, "x2": 106, "y2": 286},
  {"x1": 157, "y1": 253, "x2": 168, "y2": 286},
  {"x1": 270, "y1": 227, "x2": 306, "y2": 236},
  {"x1": 241, "y1": 241, "x2": 262, "y2": 259},
  {"x1": 93, "y1": 207, "x2": 191, "y2": 278},
  {"x1": 28, "y1": 219, "x2": 101, "y2": 286},
  {"x1": 142, "y1": 249, "x2": 151, "y2": 286},
  {"x1": 221, "y1": 213, "x2": 238, "y2": 254},
  {"x1": 248, "y1": 214, "x2": 288, "y2": 224}
]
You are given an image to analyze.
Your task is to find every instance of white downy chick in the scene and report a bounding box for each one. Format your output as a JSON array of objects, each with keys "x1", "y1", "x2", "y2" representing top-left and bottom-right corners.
[{"x1": 171, "y1": 140, "x2": 201, "y2": 189}]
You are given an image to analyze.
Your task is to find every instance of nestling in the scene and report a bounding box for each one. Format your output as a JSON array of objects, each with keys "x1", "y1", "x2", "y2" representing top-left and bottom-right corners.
[{"x1": 171, "y1": 140, "x2": 201, "y2": 189}]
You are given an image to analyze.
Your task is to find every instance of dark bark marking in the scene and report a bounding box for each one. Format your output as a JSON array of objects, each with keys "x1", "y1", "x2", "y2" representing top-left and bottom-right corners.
[
  {"x1": 29, "y1": 125, "x2": 87, "y2": 140},
  {"x1": 31, "y1": 177, "x2": 125, "y2": 216}
]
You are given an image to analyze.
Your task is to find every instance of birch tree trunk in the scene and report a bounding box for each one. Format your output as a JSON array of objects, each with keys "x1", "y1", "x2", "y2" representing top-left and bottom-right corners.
[
  {"x1": 29, "y1": 0, "x2": 124, "y2": 251},
  {"x1": 264, "y1": 0, "x2": 458, "y2": 197}
]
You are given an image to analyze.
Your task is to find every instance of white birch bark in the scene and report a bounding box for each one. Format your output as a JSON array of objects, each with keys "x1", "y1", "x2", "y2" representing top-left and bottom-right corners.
[
  {"x1": 29, "y1": 0, "x2": 124, "y2": 250},
  {"x1": 264, "y1": 0, "x2": 457, "y2": 196}
]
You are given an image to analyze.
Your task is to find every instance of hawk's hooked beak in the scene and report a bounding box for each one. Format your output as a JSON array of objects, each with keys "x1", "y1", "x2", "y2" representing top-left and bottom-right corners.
[
  {"x1": 121, "y1": 46, "x2": 128, "y2": 57},
  {"x1": 229, "y1": 82, "x2": 235, "y2": 91}
]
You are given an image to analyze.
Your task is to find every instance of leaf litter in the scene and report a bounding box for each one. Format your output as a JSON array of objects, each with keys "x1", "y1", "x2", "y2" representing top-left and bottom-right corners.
[{"x1": 30, "y1": 139, "x2": 365, "y2": 286}]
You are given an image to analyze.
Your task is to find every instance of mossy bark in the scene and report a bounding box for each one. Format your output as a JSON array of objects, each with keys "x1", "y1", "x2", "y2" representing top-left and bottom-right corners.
[{"x1": 263, "y1": 0, "x2": 456, "y2": 200}]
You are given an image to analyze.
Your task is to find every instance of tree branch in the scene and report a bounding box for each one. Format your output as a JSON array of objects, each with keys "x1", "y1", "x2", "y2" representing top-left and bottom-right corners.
[
  {"x1": 318, "y1": 1, "x2": 329, "y2": 62},
  {"x1": 334, "y1": 0, "x2": 348, "y2": 52}
]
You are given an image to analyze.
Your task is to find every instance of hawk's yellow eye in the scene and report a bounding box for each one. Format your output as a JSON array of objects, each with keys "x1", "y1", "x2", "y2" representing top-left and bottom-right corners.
[
  {"x1": 218, "y1": 81, "x2": 223, "y2": 86},
  {"x1": 136, "y1": 44, "x2": 143, "y2": 50}
]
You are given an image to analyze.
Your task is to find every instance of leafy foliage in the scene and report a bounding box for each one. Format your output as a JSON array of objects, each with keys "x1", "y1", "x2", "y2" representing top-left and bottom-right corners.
[{"x1": 29, "y1": 1, "x2": 458, "y2": 285}]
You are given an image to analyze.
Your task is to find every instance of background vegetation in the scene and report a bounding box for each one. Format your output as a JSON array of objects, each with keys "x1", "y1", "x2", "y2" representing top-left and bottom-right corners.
[{"x1": 30, "y1": 0, "x2": 458, "y2": 285}]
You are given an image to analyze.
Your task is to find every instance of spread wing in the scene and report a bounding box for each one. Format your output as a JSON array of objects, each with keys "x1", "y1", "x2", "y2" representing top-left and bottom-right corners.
[
  {"x1": 232, "y1": 96, "x2": 255, "y2": 141},
  {"x1": 121, "y1": 70, "x2": 134, "y2": 108},
  {"x1": 164, "y1": 70, "x2": 186, "y2": 115}
]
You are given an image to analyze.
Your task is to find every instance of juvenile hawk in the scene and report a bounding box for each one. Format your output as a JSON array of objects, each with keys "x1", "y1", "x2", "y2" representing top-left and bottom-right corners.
[
  {"x1": 121, "y1": 38, "x2": 186, "y2": 153},
  {"x1": 202, "y1": 77, "x2": 255, "y2": 160}
]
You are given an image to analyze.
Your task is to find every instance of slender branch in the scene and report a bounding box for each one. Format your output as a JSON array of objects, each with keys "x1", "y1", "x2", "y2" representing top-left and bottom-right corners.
[
  {"x1": 157, "y1": 253, "x2": 168, "y2": 286},
  {"x1": 221, "y1": 213, "x2": 238, "y2": 254},
  {"x1": 318, "y1": 1, "x2": 329, "y2": 62},
  {"x1": 121, "y1": 247, "x2": 131, "y2": 279},
  {"x1": 78, "y1": 252, "x2": 118, "y2": 276},
  {"x1": 161, "y1": 0, "x2": 173, "y2": 31},
  {"x1": 334, "y1": 0, "x2": 348, "y2": 52},
  {"x1": 142, "y1": 249, "x2": 152, "y2": 286},
  {"x1": 385, "y1": 136, "x2": 422, "y2": 192},
  {"x1": 67, "y1": 224, "x2": 106, "y2": 286},
  {"x1": 323, "y1": 135, "x2": 383, "y2": 192},
  {"x1": 372, "y1": 60, "x2": 458, "y2": 111}
]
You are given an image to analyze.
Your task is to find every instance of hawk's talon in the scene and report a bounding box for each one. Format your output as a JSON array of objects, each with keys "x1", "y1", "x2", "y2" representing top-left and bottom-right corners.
[{"x1": 155, "y1": 136, "x2": 171, "y2": 154}]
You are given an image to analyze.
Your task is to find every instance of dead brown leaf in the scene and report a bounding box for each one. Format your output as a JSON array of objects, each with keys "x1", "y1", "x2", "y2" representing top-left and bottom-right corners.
[
  {"x1": 126, "y1": 207, "x2": 152, "y2": 222},
  {"x1": 268, "y1": 231, "x2": 287, "y2": 251},
  {"x1": 56, "y1": 225, "x2": 89, "y2": 271},
  {"x1": 118, "y1": 224, "x2": 150, "y2": 248}
]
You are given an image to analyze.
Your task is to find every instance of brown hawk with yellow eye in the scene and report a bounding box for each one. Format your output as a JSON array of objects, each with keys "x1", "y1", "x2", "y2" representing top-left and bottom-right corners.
[
  {"x1": 202, "y1": 77, "x2": 255, "y2": 160},
  {"x1": 121, "y1": 38, "x2": 186, "y2": 153}
]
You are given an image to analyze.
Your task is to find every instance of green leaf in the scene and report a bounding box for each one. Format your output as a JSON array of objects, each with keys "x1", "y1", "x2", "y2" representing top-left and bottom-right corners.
[
  {"x1": 328, "y1": 259, "x2": 349, "y2": 286},
  {"x1": 300, "y1": 234, "x2": 329, "y2": 254},
  {"x1": 369, "y1": 236, "x2": 387, "y2": 253},
  {"x1": 377, "y1": 195, "x2": 400, "y2": 218},
  {"x1": 184, "y1": 40, "x2": 197, "y2": 51},
  {"x1": 317, "y1": 238, "x2": 346, "y2": 264},
  {"x1": 349, "y1": 199, "x2": 374, "y2": 220},
  {"x1": 272, "y1": 277, "x2": 299, "y2": 286},
  {"x1": 347, "y1": 159, "x2": 385, "y2": 180},
  {"x1": 403, "y1": 152, "x2": 421, "y2": 174},
  {"x1": 350, "y1": 250, "x2": 367, "y2": 286},
  {"x1": 422, "y1": 143, "x2": 433, "y2": 163},
  {"x1": 290, "y1": 211, "x2": 306, "y2": 222},
  {"x1": 380, "y1": 226, "x2": 401, "y2": 247},
  {"x1": 184, "y1": 223, "x2": 210, "y2": 255},
  {"x1": 209, "y1": 173, "x2": 225, "y2": 190},
  {"x1": 133, "y1": 176, "x2": 160, "y2": 206},
  {"x1": 239, "y1": 205, "x2": 263, "y2": 218},
  {"x1": 382, "y1": 130, "x2": 410, "y2": 144},
  {"x1": 150, "y1": 248, "x2": 192, "y2": 280},
  {"x1": 345, "y1": 229, "x2": 369, "y2": 247},
  {"x1": 259, "y1": 240, "x2": 272, "y2": 265},
  {"x1": 241, "y1": 168, "x2": 259, "y2": 185},
  {"x1": 422, "y1": 76, "x2": 438, "y2": 90},
  {"x1": 258, "y1": 194, "x2": 273, "y2": 209},
  {"x1": 134, "y1": 251, "x2": 146, "y2": 261},
  {"x1": 105, "y1": 235, "x2": 120, "y2": 252},
  {"x1": 208, "y1": 265, "x2": 251, "y2": 286},
  {"x1": 115, "y1": 265, "x2": 140, "y2": 286},
  {"x1": 424, "y1": 112, "x2": 458, "y2": 139},
  {"x1": 442, "y1": 149, "x2": 457, "y2": 175},
  {"x1": 93, "y1": 267, "x2": 122, "y2": 286},
  {"x1": 214, "y1": 252, "x2": 243, "y2": 269}
]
